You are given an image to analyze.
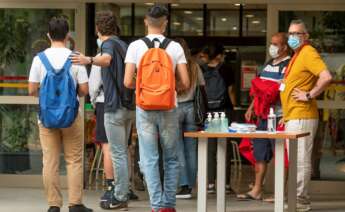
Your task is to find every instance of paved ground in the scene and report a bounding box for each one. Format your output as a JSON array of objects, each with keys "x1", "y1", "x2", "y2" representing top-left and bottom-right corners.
[{"x1": 1, "y1": 188, "x2": 345, "y2": 212}]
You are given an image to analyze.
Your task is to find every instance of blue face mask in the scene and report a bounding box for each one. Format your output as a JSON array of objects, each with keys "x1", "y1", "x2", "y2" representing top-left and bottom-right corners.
[
  {"x1": 97, "y1": 38, "x2": 102, "y2": 48},
  {"x1": 288, "y1": 35, "x2": 301, "y2": 50}
]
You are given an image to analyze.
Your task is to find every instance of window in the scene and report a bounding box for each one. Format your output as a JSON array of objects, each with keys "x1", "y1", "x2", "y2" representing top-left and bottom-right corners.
[
  {"x1": 0, "y1": 9, "x2": 75, "y2": 96},
  {"x1": 279, "y1": 11, "x2": 345, "y2": 53},
  {"x1": 242, "y1": 9, "x2": 267, "y2": 36},
  {"x1": 170, "y1": 4, "x2": 203, "y2": 36},
  {"x1": 208, "y1": 10, "x2": 239, "y2": 36}
]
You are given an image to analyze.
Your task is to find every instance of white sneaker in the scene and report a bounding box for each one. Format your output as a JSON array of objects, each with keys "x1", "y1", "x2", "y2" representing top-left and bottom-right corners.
[
  {"x1": 284, "y1": 202, "x2": 311, "y2": 212},
  {"x1": 297, "y1": 202, "x2": 311, "y2": 212},
  {"x1": 207, "y1": 184, "x2": 216, "y2": 194}
]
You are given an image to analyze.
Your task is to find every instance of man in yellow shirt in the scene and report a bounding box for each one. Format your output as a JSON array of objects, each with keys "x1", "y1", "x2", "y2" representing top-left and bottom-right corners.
[{"x1": 281, "y1": 19, "x2": 332, "y2": 212}]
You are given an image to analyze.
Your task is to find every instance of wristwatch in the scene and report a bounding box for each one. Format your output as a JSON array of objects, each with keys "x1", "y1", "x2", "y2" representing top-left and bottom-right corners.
[{"x1": 306, "y1": 92, "x2": 312, "y2": 100}]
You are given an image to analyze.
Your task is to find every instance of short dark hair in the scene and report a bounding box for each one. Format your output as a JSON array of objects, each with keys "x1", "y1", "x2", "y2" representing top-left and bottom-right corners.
[
  {"x1": 48, "y1": 17, "x2": 69, "y2": 41},
  {"x1": 96, "y1": 11, "x2": 120, "y2": 36},
  {"x1": 147, "y1": 4, "x2": 169, "y2": 19},
  {"x1": 202, "y1": 43, "x2": 225, "y2": 60}
]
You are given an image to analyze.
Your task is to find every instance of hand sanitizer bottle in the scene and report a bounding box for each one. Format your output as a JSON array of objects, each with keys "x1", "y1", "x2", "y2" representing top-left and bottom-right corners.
[
  {"x1": 220, "y1": 112, "x2": 228, "y2": 133},
  {"x1": 267, "y1": 107, "x2": 276, "y2": 133},
  {"x1": 205, "y1": 113, "x2": 213, "y2": 132},
  {"x1": 213, "y1": 112, "x2": 221, "y2": 132}
]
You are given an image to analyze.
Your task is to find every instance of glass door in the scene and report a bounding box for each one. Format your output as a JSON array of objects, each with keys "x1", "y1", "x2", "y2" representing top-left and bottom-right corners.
[{"x1": 0, "y1": 2, "x2": 84, "y2": 187}]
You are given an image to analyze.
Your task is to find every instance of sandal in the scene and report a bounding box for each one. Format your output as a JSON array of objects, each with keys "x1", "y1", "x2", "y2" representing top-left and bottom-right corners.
[{"x1": 236, "y1": 192, "x2": 262, "y2": 201}]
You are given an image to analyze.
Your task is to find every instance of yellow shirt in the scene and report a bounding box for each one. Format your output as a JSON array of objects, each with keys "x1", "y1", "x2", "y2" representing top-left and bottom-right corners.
[{"x1": 280, "y1": 45, "x2": 327, "y2": 121}]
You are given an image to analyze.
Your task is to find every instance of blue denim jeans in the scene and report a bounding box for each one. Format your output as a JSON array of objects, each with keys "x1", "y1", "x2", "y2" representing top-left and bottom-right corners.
[
  {"x1": 176, "y1": 101, "x2": 197, "y2": 189},
  {"x1": 136, "y1": 107, "x2": 179, "y2": 210},
  {"x1": 104, "y1": 108, "x2": 134, "y2": 202}
]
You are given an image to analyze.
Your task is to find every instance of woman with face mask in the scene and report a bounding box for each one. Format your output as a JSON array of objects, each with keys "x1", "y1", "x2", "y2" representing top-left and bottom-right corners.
[{"x1": 237, "y1": 32, "x2": 291, "y2": 202}]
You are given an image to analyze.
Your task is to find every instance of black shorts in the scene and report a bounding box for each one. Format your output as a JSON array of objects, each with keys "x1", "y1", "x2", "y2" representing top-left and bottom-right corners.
[
  {"x1": 95, "y1": 103, "x2": 108, "y2": 143},
  {"x1": 253, "y1": 119, "x2": 274, "y2": 162}
]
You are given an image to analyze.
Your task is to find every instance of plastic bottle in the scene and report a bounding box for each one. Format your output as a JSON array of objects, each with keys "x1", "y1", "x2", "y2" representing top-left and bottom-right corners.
[
  {"x1": 220, "y1": 112, "x2": 229, "y2": 133},
  {"x1": 205, "y1": 112, "x2": 213, "y2": 132},
  {"x1": 267, "y1": 107, "x2": 276, "y2": 133},
  {"x1": 213, "y1": 112, "x2": 221, "y2": 132}
]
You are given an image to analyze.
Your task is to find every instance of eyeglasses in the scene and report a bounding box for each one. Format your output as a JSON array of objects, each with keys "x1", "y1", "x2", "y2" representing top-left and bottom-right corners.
[{"x1": 288, "y1": 32, "x2": 306, "y2": 36}]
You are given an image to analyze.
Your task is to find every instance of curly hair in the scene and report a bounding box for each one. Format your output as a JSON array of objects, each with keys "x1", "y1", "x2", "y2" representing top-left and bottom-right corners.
[{"x1": 95, "y1": 11, "x2": 120, "y2": 36}]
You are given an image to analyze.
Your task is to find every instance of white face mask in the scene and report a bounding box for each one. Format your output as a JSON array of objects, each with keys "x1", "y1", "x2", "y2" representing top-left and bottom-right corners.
[
  {"x1": 97, "y1": 38, "x2": 102, "y2": 48},
  {"x1": 269, "y1": 44, "x2": 280, "y2": 58}
]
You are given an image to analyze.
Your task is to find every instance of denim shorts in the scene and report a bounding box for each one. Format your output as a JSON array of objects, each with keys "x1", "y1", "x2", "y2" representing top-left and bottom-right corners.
[{"x1": 253, "y1": 119, "x2": 274, "y2": 162}]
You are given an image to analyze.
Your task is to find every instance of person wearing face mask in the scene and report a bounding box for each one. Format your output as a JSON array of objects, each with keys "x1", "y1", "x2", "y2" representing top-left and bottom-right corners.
[
  {"x1": 71, "y1": 11, "x2": 137, "y2": 210},
  {"x1": 237, "y1": 32, "x2": 290, "y2": 201},
  {"x1": 280, "y1": 20, "x2": 332, "y2": 212},
  {"x1": 201, "y1": 43, "x2": 236, "y2": 194},
  {"x1": 88, "y1": 38, "x2": 116, "y2": 206}
]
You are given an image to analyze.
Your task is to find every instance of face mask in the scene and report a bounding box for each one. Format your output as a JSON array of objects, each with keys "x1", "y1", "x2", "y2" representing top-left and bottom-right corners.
[
  {"x1": 288, "y1": 35, "x2": 301, "y2": 49},
  {"x1": 269, "y1": 44, "x2": 279, "y2": 58},
  {"x1": 97, "y1": 38, "x2": 102, "y2": 48}
]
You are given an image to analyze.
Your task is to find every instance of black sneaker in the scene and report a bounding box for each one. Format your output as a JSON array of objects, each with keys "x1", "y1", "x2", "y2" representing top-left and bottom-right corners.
[
  {"x1": 69, "y1": 204, "x2": 93, "y2": 212},
  {"x1": 48, "y1": 206, "x2": 60, "y2": 212},
  {"x1": 176, "y1": 186, "x2": 192, "y2": 199},
  {"x1": 100, "y1": 196, "x2": 128, "y2": 210},
  {"x1": 100, "y1": 180, "x2": 115, "y2": 203},
  {"x1": 128, "y1": 189, "x2": 139, "y2": 200}
]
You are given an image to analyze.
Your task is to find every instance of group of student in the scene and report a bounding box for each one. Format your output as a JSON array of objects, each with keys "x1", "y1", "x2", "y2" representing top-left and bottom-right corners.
[
  {"x1": 28, "y1": 3, "x2": 333, "y2": 212},
  {"x1": 28, "y1": 4, "x2": 235, "y2": 212}
]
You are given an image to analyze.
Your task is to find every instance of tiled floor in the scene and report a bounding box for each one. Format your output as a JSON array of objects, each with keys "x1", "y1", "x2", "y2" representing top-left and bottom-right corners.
[{"x1": 1, "y1": 187, "x2": 345, "y2": 212}]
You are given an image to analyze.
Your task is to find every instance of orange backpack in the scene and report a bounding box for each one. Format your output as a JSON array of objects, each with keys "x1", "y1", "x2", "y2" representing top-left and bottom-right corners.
[{"x1": 136, "y1": 37, "x2": 175, "y2": 110}]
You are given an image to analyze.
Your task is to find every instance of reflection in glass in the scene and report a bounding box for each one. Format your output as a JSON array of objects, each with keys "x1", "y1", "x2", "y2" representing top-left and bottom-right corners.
[
  {"x1": 279, "y1": 11, "x2": 345, "y2": 53},
  {"x1": 208, "y1": 10, "x2": 239, "y2": 36},
  {"x1": 0, "y1": 9, "x2": 75, "y2": 96},
  {"x1": 0, "y1": 105, "x2": 44, "y2": 175},
  {"x1": 171, "y1": 9, "x2": 203, "y2": 36},
  {"x1": 242, "y1": 10, "x2": 266, "y2": 36}
]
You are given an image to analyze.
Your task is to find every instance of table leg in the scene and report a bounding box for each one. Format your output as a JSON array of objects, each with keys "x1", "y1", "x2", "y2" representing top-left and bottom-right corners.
[
  {"x1": 217, "y1": 138, "x2": 227, "y2": 212},
  {"x1": 198, "y1": 137, "x2": 208, "y2": 212},
  {"x1": 288, "y1": 139, "x2": 297, "y2": 212},
  {"x1": 274, "y1": 139, "x2": 285, "y2": 212}
]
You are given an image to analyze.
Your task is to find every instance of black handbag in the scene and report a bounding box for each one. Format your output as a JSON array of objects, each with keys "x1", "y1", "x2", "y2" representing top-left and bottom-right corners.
[{"x1": 194, "y1": 82, "x2": 207, "y2": 126}]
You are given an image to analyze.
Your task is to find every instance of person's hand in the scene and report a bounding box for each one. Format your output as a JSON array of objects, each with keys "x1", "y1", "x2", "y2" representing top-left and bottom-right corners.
[
  {"x1": 278, "y1": 118, "x2": 284, "y2": 126},
  {"x1": 292, "y1": 88, "x2": 309, "y2": 101},
  {"x1": 245, "y1": 108, "x2": 253, "y2": 122},
  {"x1": 70, "y1": 52, "x2": 91, "y2": 65}
]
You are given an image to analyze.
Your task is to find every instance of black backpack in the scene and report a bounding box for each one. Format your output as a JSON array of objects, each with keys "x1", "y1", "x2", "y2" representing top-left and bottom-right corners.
[
  {"x1": 106, "y1": 37, "x2": 135, "y2": 110},
  {"x1": 201, "y1": 63, "x2": 227, "y2": 110}
]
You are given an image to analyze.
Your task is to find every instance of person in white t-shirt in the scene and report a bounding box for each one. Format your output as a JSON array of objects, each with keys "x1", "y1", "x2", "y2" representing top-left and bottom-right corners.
[
  {"x1": 124, "y1": 5, "x2": 190, "y2": 212},
  {"x1": 28, "y1": 17, "x2": 92, "y2": 212}
]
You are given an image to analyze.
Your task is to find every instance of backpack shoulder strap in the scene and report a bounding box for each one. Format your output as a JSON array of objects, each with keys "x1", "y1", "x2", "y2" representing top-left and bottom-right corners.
[
  {"x1": 141, "y1": 37, "x2": 154, "y2": 49},
  {"x1": 61, "y1": 56, "x2": 72, "y2": 73},
  {"x1": 38, "y1": 52, "x2": 54, "y2": 73},
  {"x1": 159, "y1": 38, "x2": 172, "y2": 50},
  {"x1": 111, "y1": 39, "x2": 126, "y2": 60}
]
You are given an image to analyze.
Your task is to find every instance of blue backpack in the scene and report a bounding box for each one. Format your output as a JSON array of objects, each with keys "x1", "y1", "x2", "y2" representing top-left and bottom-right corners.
[{"x1": 38, "y1": 52, "x2": 79, "y2": 128}]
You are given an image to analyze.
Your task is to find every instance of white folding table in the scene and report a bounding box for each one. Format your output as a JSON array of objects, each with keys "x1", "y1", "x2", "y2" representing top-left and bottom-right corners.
[{"x1": 184, "y1": 131, "x2": 310, "y2": 212}]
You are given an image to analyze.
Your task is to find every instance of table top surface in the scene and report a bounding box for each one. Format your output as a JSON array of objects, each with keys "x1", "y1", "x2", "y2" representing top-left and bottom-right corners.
[{"x1": 184, "y1": 131, "x2": 310, "y2": 139}]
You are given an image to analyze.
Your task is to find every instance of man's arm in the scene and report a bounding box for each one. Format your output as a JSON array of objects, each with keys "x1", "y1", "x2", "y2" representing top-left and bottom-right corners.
[
  {"x1": 176, "y1": 63, "x2": 190, "y2": 91},
  {"x1": 28, "y1": 82, "x2": 39, "y2": 97},
  {"x1": 124, "y1": 63, "x2": 136, "y2": 89},
  {"x1": 228, "y1": 85, "x2": 237, "y2": 107},
  {"x1": 292, "y1": 70, "x2": 332, "y2": 101},
  {"x1": 70, "y1": 52, "x2": 112, "y2": 68}
]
